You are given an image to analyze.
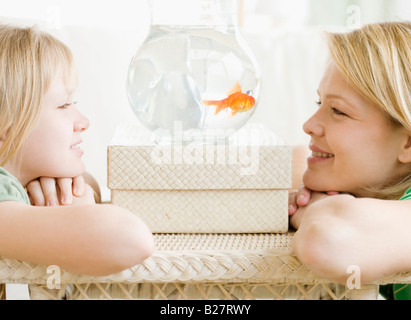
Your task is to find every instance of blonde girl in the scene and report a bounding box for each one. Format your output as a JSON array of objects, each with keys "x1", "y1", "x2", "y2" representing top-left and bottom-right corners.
[
  {"x1": 0, "y1": 24, "x2": 155, "y2": 276},
  {"x1": 289, "y1": 22, "x2": 411, "y2": 298}
]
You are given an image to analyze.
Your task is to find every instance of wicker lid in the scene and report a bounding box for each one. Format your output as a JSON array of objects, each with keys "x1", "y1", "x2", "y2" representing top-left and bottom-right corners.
[{"x1": 108, "y1": 124, "x2": 292, "y2": 190}]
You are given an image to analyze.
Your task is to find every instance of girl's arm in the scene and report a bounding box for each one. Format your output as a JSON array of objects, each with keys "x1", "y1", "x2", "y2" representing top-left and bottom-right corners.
[
  {"x1": 0, "y1": 201, "x2": 155, "y2": 276},
  {"x1": 292, "y1": 194, "x2": 411, "y2": 284}
]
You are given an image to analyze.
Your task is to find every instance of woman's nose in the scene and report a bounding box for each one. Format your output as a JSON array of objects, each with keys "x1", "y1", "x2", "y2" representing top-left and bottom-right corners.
[{"x1": 303, "y1": 109, "x2": 324, "y2": 137}]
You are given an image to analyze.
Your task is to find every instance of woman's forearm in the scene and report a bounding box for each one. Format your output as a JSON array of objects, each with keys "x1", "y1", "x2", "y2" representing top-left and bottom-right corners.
[{"x1": 292, "y1": 195, "x2": 411, "y2": 284}]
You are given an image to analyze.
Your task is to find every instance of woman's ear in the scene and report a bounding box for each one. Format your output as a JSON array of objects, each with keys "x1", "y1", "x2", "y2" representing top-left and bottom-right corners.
[{"x1": 398, "y1": 135, "x2": 411, "y2": 164}]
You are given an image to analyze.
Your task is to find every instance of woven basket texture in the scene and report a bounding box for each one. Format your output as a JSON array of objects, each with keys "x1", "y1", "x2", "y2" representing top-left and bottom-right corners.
[
  {"x1": 107, "y1": 124, "x2": 292, "y2": 233},
  {"x1": 107, "y1": 145, "x2": 292, "y2": 190},
  {"x1": 111, "y1": 189, "x2": 288, "y2": 233},
  {"x1": 108, "y1": 145, "x2": 291, "y2": 233},
  {"x1": 1, "y1": 233, "x2": 410, "y2": 299}
]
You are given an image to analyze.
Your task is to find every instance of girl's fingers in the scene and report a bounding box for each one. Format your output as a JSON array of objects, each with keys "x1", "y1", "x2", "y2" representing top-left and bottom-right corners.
[
  {"x1": 26, "y1": 179, "x2": 46, "y2": 206},
  {"x1": 26, "y1": 176, "x2": 88, "y2": 207},
  {"x1": 39, "y1": 177, "x2": 59, "y2": 207},
  {"x1": 72, "y1": 175, "x2": 85, "y2": 197},
  {"x1": 57, "y1": 178, "x2": 74, "y2": 205}
]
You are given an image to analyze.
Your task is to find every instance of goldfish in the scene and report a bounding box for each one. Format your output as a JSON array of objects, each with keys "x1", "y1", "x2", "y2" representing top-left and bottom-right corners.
[{"x1": 201, "y1": 82, "x2": 256, "y2": 116}]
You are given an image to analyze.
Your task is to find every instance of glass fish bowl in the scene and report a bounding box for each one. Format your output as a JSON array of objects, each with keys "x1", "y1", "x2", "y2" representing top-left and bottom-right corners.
[{"x1": 126, "y1": 0, "x2": 260, "y2": 143}]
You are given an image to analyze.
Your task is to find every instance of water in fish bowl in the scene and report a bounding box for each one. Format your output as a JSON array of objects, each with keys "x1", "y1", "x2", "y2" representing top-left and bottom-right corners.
[{"x1": 126, "y1": 24, "x2": 260, "y2": 143}]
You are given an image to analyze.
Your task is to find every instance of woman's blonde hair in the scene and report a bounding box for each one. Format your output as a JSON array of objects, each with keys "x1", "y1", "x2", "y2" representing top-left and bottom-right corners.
[
  {"x1": 326, "y1": 22, "x2": 411, "y2": 199},
  {"x1": 0, "y1": 25, "x2": 77, "y2": 166}
]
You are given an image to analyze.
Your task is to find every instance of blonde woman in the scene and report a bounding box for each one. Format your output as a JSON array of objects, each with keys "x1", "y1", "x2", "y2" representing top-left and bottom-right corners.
[
  {"x1": 289, "y1": 22, "x2": 411, "y2": 299},
  {"x1": 0, "y1": 25, "x2": 155, "y2": 276}
]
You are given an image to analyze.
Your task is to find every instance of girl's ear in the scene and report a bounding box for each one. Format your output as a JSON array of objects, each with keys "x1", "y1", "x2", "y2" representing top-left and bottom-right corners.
[{"x1": 398, "y1": 135, "x2": 411, "y2": 164}]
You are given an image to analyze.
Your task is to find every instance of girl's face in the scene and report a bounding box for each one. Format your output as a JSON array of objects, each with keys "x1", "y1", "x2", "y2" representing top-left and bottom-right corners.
[
  {"x1": 303, "y1": 62, "x2": 410, "y2": 196},
  {"x1": 11, "y1": 73, "x2": 90, "y2": 186}
]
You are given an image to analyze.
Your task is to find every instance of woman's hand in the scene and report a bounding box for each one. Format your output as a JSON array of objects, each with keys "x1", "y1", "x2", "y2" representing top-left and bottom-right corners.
[
  {"x1": 289, "y1": 185, "x2": 340, "y2": 229},
  {"x1": 26, "y1": 176, "x2": 94, "y2": 206},
  {"x1": 288, "y1": 185, "x2": 312, "y2": 216}
]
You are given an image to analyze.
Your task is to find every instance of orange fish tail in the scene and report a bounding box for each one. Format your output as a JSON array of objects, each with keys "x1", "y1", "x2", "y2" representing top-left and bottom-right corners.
[
  {"x1": 202, "y1": 99, "x2": 227, "y2": 115},
  {"x1": 214, "y1": 104, "x2": 225, "y2": 115},
  {"x1": 201, "y1": 100, "x2": 218, "y2": 106}
]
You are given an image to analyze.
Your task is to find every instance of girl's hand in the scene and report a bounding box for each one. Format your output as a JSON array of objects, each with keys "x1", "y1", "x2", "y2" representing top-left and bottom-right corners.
[
  {"x1": 26, "y1": 176, "x2": 86, "y2": 206},
  {"x1": 70, "y1": 183, "x2": 96, "y2": 206}
]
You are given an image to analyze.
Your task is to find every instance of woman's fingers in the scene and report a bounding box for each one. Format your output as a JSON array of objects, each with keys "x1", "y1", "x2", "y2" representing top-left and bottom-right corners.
[
  {"x1": 296, "y1": 185, "x2": 312, "y2": 206},
  {"x1": 289, "y1": 191, "x2": 298, "y2": 216}
]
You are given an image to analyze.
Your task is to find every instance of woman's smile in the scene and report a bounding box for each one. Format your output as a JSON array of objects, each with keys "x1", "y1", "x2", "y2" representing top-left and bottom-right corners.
[
  {"x1": 308, "y1": 144, "x2": 335, "y2": 163},
  {"x1": 302, "y1": 62, "x2": 409, "y2": 196}
]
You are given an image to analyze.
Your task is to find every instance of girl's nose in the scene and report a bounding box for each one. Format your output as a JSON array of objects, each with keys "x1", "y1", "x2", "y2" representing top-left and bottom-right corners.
[
  {"x1": 303, "y1": 109, "x2": 324, "y2": 137},
  {"x1": 74, "y1": 111, "x2": 90, "y2": 133}
]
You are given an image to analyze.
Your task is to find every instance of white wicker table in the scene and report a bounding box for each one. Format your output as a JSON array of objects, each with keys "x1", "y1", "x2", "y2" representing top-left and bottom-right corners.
[{"x1": 1, "y1": 232, "x2": 407, "y2": 300}]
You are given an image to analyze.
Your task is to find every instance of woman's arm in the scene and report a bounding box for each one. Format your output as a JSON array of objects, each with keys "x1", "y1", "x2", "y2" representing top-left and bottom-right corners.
[
  {"x1": 0, "y1": 201, "x2": 155, "y2": 276},
  {"x1": 292, "y1": 194, "x2": 411, "y2": 284}
]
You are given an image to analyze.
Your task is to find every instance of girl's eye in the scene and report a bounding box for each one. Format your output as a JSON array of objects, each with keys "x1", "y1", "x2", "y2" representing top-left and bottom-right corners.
[
  {"x1": 315, "y1": 101, "x2": 321, "y2": 106},
  {"x1": 331, "y1": 107, "x2": 347, "y2": 116},
  {"x1": 58, "y1": 101, "x2": 78, "y2": 109}
]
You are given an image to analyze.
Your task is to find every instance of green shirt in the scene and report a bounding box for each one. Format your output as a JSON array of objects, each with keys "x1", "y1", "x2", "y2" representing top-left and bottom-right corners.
[
  {"x1": 0, "y1": 167, "x2": 30, "y2": 205},
  {"x1": 379, "y1": 187, "x2": 411, "y2": 300},
  {"x1": 400, "y1": 187, "x2": 411, "y2": 201}
]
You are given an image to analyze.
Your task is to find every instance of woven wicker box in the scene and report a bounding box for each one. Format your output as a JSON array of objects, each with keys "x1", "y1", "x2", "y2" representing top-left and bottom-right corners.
[{"x1": 108, "y1": 124, "x2": 292, "y2": 233}]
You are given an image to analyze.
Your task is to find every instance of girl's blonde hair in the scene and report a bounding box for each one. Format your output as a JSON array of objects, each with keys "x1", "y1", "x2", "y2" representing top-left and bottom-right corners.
[
  {"x1": 326, "y1": 22, "x2": 411, "y2": 199},
  {"x1": 0, "y1": 25, "x2": 77, "y2": 166}
]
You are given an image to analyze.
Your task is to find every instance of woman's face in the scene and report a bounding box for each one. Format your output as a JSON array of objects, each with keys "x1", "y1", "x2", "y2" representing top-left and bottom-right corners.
[
  {"x1": 303, "y1": 62, "x2": 409, "y2": 196},
  {"x1": 9, "y1": 72, "x2": 90, "y2": 186}
]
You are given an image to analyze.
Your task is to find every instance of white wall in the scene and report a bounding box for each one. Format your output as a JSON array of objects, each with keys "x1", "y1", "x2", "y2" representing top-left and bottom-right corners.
[{"x1": 0, "y1": 0, "x2": 410, "y2": 201}]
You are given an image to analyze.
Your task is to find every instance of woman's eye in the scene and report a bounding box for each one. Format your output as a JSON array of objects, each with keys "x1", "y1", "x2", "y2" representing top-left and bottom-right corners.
[{"x1": 331, "y1": 107, "x2": 347, "y2": 116}]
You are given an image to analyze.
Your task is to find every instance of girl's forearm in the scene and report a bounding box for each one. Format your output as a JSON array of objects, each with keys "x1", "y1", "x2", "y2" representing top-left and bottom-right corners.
[{"x1": 0, "y1": 202, "x2": 155, "y2": 276}]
